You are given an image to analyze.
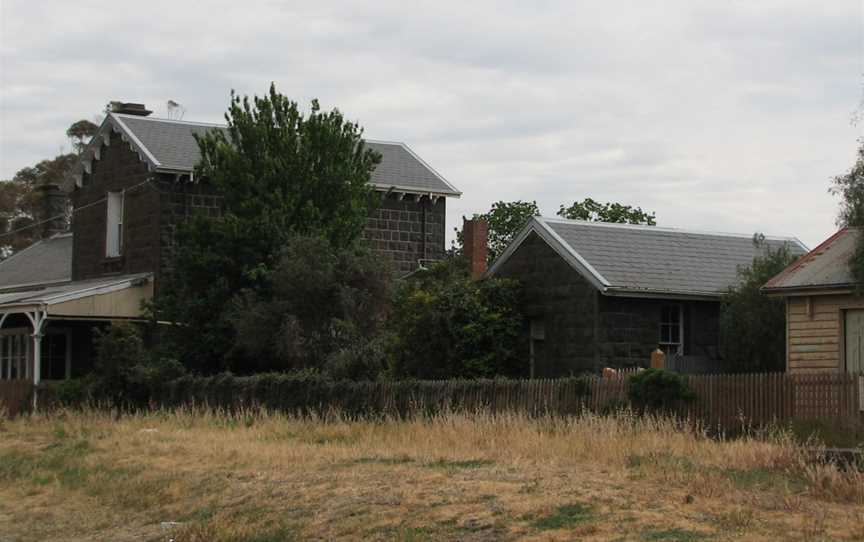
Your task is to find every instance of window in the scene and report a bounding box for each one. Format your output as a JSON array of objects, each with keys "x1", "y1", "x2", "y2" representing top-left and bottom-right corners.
[
  {"x1": 106, "y1": 190, "x2": 124, "y2": 257},
  {"x1": 529, "y1": 319, "x2": 546, "y2": 379},
  {"x1": 0, "y1": 331, "x2": 30, "y2": 380},
  {"x1": 41, "y1": 332, "x2": 70, "y2": 380},
  {"x1": 659, "y1": 305, "x2": 683, "y2": 356}
]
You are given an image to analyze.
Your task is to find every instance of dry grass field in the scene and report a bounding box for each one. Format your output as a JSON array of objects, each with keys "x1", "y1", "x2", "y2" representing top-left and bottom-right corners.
[{"x1": 0, "y1": 408, "x2": 862, "y2": 542}]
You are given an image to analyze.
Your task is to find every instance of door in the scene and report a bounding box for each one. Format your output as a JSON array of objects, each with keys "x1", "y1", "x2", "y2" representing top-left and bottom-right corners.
[{"x1": 844, "y1": 309, "x2": 864, "y2": 374}]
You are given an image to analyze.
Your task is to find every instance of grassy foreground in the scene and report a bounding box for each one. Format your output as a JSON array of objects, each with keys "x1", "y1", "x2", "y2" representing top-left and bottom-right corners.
[{"x1": 0, "y1": 409, "x2": 862, "y2": 542}]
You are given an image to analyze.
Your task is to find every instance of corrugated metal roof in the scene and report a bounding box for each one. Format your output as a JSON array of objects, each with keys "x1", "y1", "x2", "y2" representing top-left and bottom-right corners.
[
  {"x1": 489, "y1": 217, "x2": 808, "y2": 298},
  {"x1": 109, "y1": 114, "x2": 461, "y2": 196},
  {"x1": 0, "y1": 234, "x2": 72, "y2": 291},
  {"x1": 763, "y1": 228, "x2": 855, "y2": 292},
  {"x1": 0, "y1": 273, "x2": 151, "y2": 309}
]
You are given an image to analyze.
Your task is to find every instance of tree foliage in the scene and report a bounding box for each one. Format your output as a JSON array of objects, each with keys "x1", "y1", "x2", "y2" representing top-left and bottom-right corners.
[
  {"x1": 454, "y1": 200, "x2": 540, "y2": 262},
  {"x1": 227, "y1": 234, "x2": 392, "y2": 379},
  {"x1": 66, "y1": 119, "x2": 99, "y2": 154},
  {"x1": 830, "y1": 140, "x2": 864, "y2": 287},
  {"x1": 453, "y1": 198, "x2": 656, "y2": 264},
  {"x1": 0, "y1": 153, "x2": 78, "y2": 258},
  {"x1": 719, "y1": 237, "x2": 797, "y2": 373},
  {"x1": 153, "y1": 85, "x2": 381, "y2": 372},
  {"x1": 90, "y1": 322, "x2": 184, "y2": 408},
  {"x1": 388, "y1": 258, "x2": 527, "y2": 379},
  {"x1": 557, "y1": 198, "x2": 656, "y2": 225}
]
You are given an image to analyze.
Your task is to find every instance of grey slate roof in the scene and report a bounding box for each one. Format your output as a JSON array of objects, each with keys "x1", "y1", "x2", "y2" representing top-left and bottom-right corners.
[
  {"x1": 106, "y1": 113, "x2": 461, "y2": 196},
  {"x1": 763, "y1": 228, "x2": 854, "y2": 292},
  {"x1": 489, "y1": 217, "x2": 808, "y2": 298},
  {"x1": 0, "y1": 233, "x2": 72, "y2": 292}
]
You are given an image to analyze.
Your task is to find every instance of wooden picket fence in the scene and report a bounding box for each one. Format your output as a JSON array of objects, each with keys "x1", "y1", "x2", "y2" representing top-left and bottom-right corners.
[
  {"x1": 583, "y1": 372, "x2": 863, "y2": 429},
  {"x1": 0, "y1": 379, "x2": 33, "y2": 417},
  {"x1": 347, "y1": 373, "x2": 863, "y2": 430}
]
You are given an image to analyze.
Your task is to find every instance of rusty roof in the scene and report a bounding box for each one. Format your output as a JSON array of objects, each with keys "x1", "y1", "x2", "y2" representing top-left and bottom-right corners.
[{"x1": 762, "y1": 227, "x2": 856, "y2": 293}]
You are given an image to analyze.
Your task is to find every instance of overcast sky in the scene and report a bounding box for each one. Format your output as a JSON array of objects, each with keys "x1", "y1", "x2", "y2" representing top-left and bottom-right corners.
[{"x1": 1, "y1": 1, "x2": 862, "y2": 248}]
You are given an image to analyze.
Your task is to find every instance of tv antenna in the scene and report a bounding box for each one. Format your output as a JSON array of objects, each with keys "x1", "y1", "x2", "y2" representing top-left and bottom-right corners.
[{"x1": 166, "y1": 100, "x2": 186, "y2": 120}]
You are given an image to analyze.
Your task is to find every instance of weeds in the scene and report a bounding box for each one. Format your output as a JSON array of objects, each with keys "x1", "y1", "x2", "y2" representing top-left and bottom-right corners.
[{"x1": 1, "y1": 407, "x2": 862, "y2": 541}]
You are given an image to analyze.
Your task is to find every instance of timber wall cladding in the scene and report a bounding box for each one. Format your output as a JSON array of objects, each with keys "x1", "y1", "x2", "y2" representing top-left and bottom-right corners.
[{"x1": 787, "y1": 294, "x2": 864, "y2": 373}]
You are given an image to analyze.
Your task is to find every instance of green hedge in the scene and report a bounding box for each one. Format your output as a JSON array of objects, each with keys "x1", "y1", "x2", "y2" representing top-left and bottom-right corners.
[
  {"x1": 39, "y1": 373, "x2": 593, "y2": 418},
  {"x1": 155, "y1": 373, "x2": 591, "y2": 418}
]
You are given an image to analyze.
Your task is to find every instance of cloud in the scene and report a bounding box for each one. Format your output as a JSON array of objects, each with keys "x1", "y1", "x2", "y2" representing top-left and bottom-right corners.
[{"x1": 1, "y1": 0, "x2": 861, "y2": 248}]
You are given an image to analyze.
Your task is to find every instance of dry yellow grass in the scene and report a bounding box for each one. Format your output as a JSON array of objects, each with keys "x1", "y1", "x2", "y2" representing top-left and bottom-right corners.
[{"x1": 0, "y1": 408, "x2": 861, "y2": 541}]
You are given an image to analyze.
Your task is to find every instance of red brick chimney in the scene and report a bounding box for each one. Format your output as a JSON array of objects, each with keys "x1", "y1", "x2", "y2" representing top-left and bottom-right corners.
[{"x1": 463, "y1": 218, "x2": 489, "y2": 280}]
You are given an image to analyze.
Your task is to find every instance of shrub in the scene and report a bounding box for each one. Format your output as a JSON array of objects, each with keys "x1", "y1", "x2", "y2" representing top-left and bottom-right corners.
[
  {"x1": 628, "y1": 369, "x2": 694, "y2": 412},
  {"x1": 38, "y1": 378, "x2": 90, "y2": 408},
  {"x1": 720, "y1": 237, "x2": 797, "y2": 372},
  {"x1": 226, "y1": 234, "x2": 392, "y2": 376},
  {"x1": 388, "y1": 257, "x2": 527, "y2": 379},
  {"x1": 91, "y1": 322, "x2": 185, "y2": 408}
]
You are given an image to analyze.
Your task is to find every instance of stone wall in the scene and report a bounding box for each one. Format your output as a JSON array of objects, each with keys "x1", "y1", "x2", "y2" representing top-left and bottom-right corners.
[
  {"x1": 362, "y1": 194, "x2": 447, "y2": 275},
  {"x1": 494, "y1": 231, "x2": 724, "y2": 375},
  {"x1": 153, "y1": 179, "x2": 223, "y2": 280},
  {"x1": 495, "y1": 232, "x2": 599, "y2": 376},
  {"x1": 596, "y1": 296, "x2": 720, "y2": 367},
  {"x1": 72, "y1": 136, "x2": 447, "y2": 281},
  {"x1": 71, "y1": 134, "x2": 163, "y2": 280}
]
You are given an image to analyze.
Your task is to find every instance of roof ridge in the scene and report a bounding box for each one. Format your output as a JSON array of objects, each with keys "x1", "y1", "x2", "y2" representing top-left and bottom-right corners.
[
  {"x1": 540, "y1": 215, "x2": 803, "y2": 244},
  {"x1": 113, "y1": 113, "x2": 227, "y2": 128}
]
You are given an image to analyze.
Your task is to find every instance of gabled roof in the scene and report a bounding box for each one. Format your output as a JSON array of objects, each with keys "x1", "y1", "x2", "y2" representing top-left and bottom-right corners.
[
  {"x1": 762, "y1": 227, "x2": 855, "y2": 293},
  {"x1": 488, "y1": 217, "x2": 808, "y2": 299},
  {"x1": 0, "y1": 233, "x2": 72, "y2": 292},
  {"x1": 81, "y1": 113, "x2": 461, "y2": 197}
]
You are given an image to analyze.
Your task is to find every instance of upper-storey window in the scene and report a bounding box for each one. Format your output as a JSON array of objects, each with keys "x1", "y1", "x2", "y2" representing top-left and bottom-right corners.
[{"x1": 106, "y1": 191, "x2": 124, "y2": 257}]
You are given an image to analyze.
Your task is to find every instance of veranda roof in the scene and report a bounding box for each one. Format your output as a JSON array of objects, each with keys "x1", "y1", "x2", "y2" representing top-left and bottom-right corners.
[{"x1": 0, "y1": 273, "x2": 153, "y2": 320}]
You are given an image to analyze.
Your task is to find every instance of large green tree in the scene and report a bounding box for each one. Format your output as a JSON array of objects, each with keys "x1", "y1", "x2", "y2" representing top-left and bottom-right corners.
[
  {"x1": 153, "y1": 84, "x2": 381, "y2": 372},
  {"x1": 719, "y1": 237, "x2": 797, "y2": 373},
  {"x1": 557, "y1": 197, "x2": 656, "y2": 225}
]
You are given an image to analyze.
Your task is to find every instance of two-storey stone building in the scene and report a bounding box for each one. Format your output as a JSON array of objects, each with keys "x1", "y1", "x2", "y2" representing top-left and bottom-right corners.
[{"x1": 0, "y1": 102, "x2": 460, "y2": 384}]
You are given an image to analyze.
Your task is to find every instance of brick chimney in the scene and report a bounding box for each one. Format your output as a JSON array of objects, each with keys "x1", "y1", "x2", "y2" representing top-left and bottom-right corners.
[
  {"x1": 108, "y1": 101, "x2": 152, "y2": 116},
  {"x1": 37, "y1": 183, "x2": 68, "y2": 237},
  {"x1": 463, "y1": 218, "x2": 489, "y2": 280}
]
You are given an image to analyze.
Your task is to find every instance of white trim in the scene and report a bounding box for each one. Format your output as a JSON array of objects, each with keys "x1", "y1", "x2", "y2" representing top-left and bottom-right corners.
[
  {"x1": 659, "y1": 304, "x2": 684, "y2": 356},
  {"x1": 108, "y1": 113, "x2": 162, "y2": 169},
  {"x1": 371, "y1": 183, "x2": 460, "y2": 198}
]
